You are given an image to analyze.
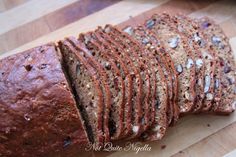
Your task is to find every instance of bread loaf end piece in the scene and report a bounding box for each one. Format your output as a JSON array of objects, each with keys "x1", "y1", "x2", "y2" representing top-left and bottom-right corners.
[{"x1": 0, "y1": 43, "x2": 89, "y2": 156}]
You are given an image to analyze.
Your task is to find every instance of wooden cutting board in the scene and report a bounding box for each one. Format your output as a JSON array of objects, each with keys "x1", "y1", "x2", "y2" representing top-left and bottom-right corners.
[{"x1": 0, "y1": 0, "x2": 236, "y2": 156}]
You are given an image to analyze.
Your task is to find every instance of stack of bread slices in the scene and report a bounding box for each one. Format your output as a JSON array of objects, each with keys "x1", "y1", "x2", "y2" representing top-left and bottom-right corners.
[{"x1": 0, "y1": 14, "x2": 235, "y2": 156}]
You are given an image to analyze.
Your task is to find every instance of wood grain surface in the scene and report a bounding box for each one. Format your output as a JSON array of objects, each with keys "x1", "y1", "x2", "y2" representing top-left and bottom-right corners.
[{"x1": 0, "y1": 0, "x2": 235, "y2": 157}]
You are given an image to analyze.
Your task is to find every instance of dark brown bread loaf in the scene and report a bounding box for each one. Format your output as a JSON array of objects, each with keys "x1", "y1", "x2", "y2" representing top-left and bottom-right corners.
[
  {"x1": 198, "y1": 17, "x2": 236, "y2": 114},
  {"x1": 78, "y1": 32, "x2": 126, "y2": 140},
  {"x1": 92, "y1": 29, "x2": 134, "y2": 139},
  {"x1": 146, "y1": 14, "x2": 196, "y2": 114},
  {"x1": 1, "y1": 14, "x2": 235, "y2": 156},
  {"x1": 104, "y1": 25, "x2": 155, "y2": 137},
  {"x1": 101, "y1": 25, "x2": 144, "y2": 139},
  {"x1": 169, "y1": 14, "x2": 219, "y2": 113},
  {"x1": 0, "y1": 43, "x2": 89, "y2": 157},
  {"x1": 123, "y1": 25, "x2": 180, "y2": 125},
  {"x1": 58, "y1": 39, "x2": 105, "y2": 144}
]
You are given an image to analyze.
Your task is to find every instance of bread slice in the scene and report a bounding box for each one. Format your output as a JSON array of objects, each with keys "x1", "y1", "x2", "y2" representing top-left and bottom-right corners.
[
  {"x1": 0, "y1": 43, "x2": 89, "y2": 156},
  {"x1": 167, "y1": 14, "x2": 205, "y2": 112},
  {"x1": 59, "y1": 39, "x2": 106, "y2": 144},
  {"x1": 95, "y1": 27, "x2": 142, "y2": 137},
  {"x1": 169, "y1": 14, "x2": 217, "y2": 113},
  {"x1": 78, "y1": 32, "x2": 125, "y2": 141},
  {"x1": 146, "y1": 14, "x2": 196, "y2": 114},
  {"x1": 198, "y1": 17, "x2": 235, "y2": 114},
  {"x1": 148, "y1": 29, "x2": 180, "y2": 124},
  {"x1": 122, "y1": 26, "x2": 169, "y2": 141},
  {"x1": 114, "y1": 25, "x2": 158, "y2": 130},
  {"x1": 92, "y1": 29, "x2": 135, "y2": 139},
  {"x1": 157, "y1": 14, "x2": 205, "y2": 114},
  {"x1": 104, "y1": 25, "x2": 150, "y2": 138},
  {"x1": 123, "y1": 25, "x2": 180, "y2": 125},
  {"x1": 67, "y1": 37, "x2": 112, "y2": 142},
  {"x1": 104, "y1": 25, "x2": 155, "y2": 137}
]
